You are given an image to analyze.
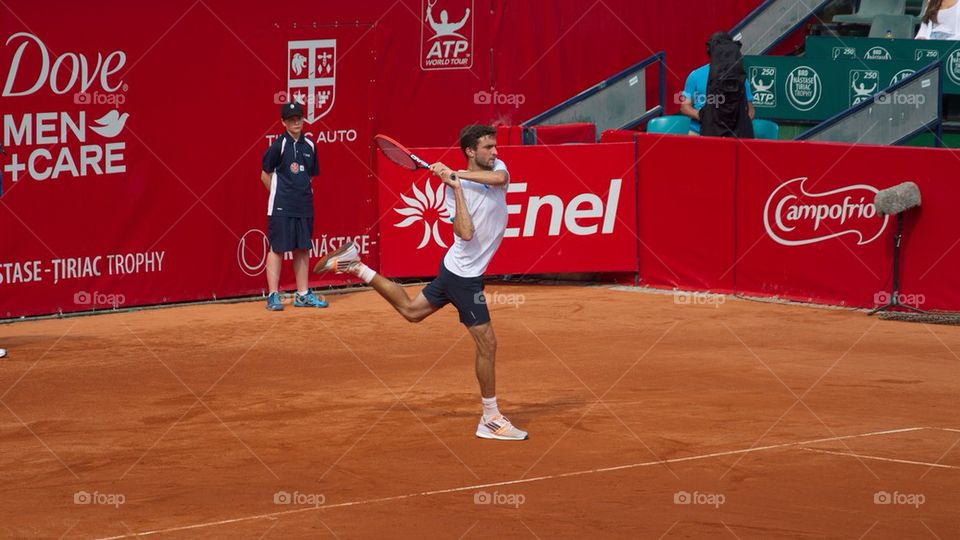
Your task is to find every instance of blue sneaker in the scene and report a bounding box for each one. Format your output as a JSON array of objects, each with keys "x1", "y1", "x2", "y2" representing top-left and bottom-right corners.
[
  {"x1": 266, "y1": 292, "x2": 284, "y2": 311},
  {"x1": 294, "y1": 291, "x2": 329, "y2": 308}
]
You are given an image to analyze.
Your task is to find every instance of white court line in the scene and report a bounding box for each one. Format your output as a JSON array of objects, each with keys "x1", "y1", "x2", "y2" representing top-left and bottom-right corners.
[
  {"x1": 96, "y1": 427, "x2": 925, "y2": 539},
  {"x1": 802, "y1": 447, "x2": 960, "y2": 470}
]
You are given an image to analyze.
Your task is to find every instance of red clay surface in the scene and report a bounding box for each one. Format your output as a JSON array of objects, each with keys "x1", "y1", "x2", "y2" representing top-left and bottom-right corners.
[{"x1": 0, "y1": 284, "x2": 958, "y2": 539}]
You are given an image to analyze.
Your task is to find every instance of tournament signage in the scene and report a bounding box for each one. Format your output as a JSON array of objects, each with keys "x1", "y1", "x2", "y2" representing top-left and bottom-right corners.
[
  {"x1": 286, "y1": 39, "x2": 336, "y2": 123},
  {"x1": 784, "y1": 65, "x2": 822, "y2": 112},
  {"x1": 749, "y1": 65, "x2": 777, "y2": 107},
  {"x1": 1, "y1": 32, "x2": 130, "y2": 186},
  {"x1": 0, "y1": 15, "x2": 377, "y2": 318},
  {"x1": 420, "y1": 0, "x2": 474, "y2": 70},
  {"x1": 743, "y1": 56, "x2": 934, "y2": 121},
  {"x1": 378, "y1": 143, "x2": 638, "y2": 277},
  {"x1": 735, "y1": 140, "x2": 903, "y2": 308},
  {"x1": 763, "y1": 177, "x2": 888, "y2": 247},
  {"x1": 805, "y1": 36, "x2": 960, "y2": 93}
]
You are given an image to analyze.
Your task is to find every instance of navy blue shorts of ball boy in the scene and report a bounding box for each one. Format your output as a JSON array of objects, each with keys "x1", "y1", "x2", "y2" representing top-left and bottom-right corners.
[{"x1": 268, "y1": 215, "x2": 313, "y2": 253}]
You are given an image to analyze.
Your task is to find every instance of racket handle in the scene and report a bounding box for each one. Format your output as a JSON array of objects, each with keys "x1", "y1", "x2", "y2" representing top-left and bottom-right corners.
[{"x1": 411, "y1": 154, "x2": 430, "y2": 169}]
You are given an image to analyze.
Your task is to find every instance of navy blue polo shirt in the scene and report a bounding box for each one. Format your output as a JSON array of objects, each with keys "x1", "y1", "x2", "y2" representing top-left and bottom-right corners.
[{"x1": 262, "y1": 132, "x2": 319, "y2": 217}]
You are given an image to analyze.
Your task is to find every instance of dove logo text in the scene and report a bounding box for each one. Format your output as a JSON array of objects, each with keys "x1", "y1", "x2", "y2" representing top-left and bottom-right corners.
[
  {"x1": 4, "y1": 111, "x2": 129, "y2": 144},
  {"x1": 2, "y1": 32, "x2": 126, "y2": 97}
]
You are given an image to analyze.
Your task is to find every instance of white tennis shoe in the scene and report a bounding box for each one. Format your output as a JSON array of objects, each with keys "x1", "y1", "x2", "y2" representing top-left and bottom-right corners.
[
  {"x1": 0, "y1": 348, "x2": 6, "y2": 359},
  {"x1": 313, "y1": 240, "x2": 360, "y2": 274},
  {"x1": 476, "y1": 415, "x2": 528, "y2": 441}
]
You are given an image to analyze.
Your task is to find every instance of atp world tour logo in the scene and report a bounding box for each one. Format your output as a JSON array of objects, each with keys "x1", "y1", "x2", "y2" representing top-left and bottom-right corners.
[
  {"x1": 786, "y1": 66, "x2": 822, "y2": 112},
  {"x1": 287, "y1": 39, "x2": 335, "y2": 123},
  {"x1": 749, "y1": 66, "x2": 776, "y2": 107},
  {"x1": 850, "y1": 70, "x2": 878, "y2": 106},
  {"x1": 420, "y1": 0, "x2": 473, "y2": 70}
]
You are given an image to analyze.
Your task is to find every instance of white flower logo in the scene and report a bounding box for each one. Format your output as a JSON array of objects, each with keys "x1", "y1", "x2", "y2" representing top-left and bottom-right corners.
[{"x1": 394, "y1": 178, "x2": 451, "y2": 249}]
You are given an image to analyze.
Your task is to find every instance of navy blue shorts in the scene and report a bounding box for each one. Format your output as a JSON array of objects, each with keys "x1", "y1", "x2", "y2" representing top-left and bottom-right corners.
[
  {"x1": 422, "y1": 261, "x2": 490, "y2": 327},
  {"x1": 268, "y1": 216, "x2": 313, "y2": 253}
]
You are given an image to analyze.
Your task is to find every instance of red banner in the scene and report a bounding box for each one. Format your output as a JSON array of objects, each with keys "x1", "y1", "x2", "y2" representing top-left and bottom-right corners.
[
  {"x1": 529, "y1": 123, "x2": 596, "y2": 145},
  {"x1": 9, "y1": 1, "x2": 960, "y2": 317},
  {"x1": 737, "y1": 140, "x2": 915, "y2": 308},
  {"x1": 0, "y1": 11, "x2": 376, "y2": 318},
  {"x1": 888, "y1": 147, "x2": 960, "y2": 312},
  {"x1": 636, "y1": 134, "x2": 738, "y2": 292},
  {"x1": 0, "y1": 0, "x2": 762, "y2": 318},
  {"x1": 377, "y1": 143, "x2": 638, "y2": 278}
]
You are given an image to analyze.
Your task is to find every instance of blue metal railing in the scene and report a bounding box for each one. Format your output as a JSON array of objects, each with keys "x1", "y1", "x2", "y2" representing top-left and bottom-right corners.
[
  {"x1": 796, "y1": 61, "x2": 943, "y2": 146},
  {"x1": 731, "y1": 0, "x2": 833, "y2": 55}
]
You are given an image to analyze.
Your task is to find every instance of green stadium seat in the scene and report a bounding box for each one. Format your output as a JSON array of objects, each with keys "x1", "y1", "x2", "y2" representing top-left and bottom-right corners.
[
  {"x1": 646, "y1": 115, "x2": 690, "y2": 134},
  {"x1": 752, "y1": 119, "x2": 780, "y2": 140},
  {"x1": 868, "y1": 14, "x2": 917, "y2": 38},
  {"x1": 834, "y1": 0, "x2": 906, "y2": 25}
]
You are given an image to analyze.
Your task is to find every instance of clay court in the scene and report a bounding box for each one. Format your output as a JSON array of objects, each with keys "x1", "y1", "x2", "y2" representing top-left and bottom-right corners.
[{"x1": 0, "y1": 283, "x2": 957, "y2": 538}]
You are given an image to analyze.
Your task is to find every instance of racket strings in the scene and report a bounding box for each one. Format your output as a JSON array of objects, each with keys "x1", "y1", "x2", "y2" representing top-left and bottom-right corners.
[
  {"x1": 375, "y1": 138, "x2": 417, "y2": 171},
  {"x1": 377, "y1": 132, "x2": 492, "y2": 220}
]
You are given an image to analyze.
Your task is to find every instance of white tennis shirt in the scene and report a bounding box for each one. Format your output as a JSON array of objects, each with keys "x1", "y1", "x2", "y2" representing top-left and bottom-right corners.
[{"x1": 442, "y1": 159, "x2": 510, "y2": 278}]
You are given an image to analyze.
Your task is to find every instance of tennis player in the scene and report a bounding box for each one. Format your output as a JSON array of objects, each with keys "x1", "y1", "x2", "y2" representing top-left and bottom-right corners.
[{"x1": 315, "y1": 124, "x2": 527, "y2": 441}]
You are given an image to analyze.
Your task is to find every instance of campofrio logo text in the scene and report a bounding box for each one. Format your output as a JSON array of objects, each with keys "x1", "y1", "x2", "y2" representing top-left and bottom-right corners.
[{"x1": 763, "y1": 177, "x2": 889, "y2": 246}]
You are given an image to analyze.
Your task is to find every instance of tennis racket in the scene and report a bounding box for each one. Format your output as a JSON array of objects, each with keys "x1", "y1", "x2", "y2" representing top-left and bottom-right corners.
[{"x1": 374, "y1": 134, "x2": 433, "y2": 171}]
